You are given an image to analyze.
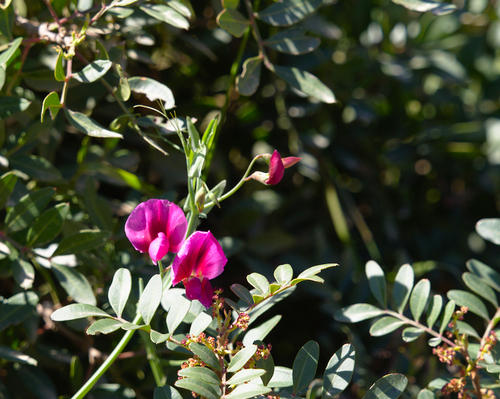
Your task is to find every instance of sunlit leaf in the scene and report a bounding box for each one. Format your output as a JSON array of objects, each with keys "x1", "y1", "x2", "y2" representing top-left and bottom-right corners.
[
  {"x1": 291, "y1": 263, "x2": 337, "y2": 285},
  {"x1": 0, "y1": 96, "x2": 30, "y2": 117},
  {"x1": 401, "y1": 327, "x2": 424, "y2": 342},
  {"x1": 51, "y1": 303, "x2": 110, "y2": 321},
  {"x1": 463, "y1": 272, "x2": 498, "y2": 307},
  {"x1": 12, "y1": 259, "x2": 35, "y2": 290},
  {"x1": 224, "y1": 383, "x2": 271, "y2": 399},
  {"x1": 0, "y1": 345, "x2": 37, "y2": 366},
  {"x1": 236, "y1": 56, "x2": 262, "y2": 96},
  {"x1": 216, "y1": 8, "x2": 249, "y2": 38},
  {"x1": 369, "y1": 316, "x2": 406, "y2": 336},
  {"x1": 87, "y1": 319, "x2": 124, "y2": 335},
  {"x1": 274, "y1": 264, "x2": 294, "y2": 285},
  {"x1": 292, "y1": 340, "x2": 319, "y2": 395},
  {"x1": 108, "y1": 268, "x2": 132, "y2": 318},
  {"x1": 392, "y1": 264, "x2": 414, "y2": 314},
  {"x1": 128, "y1": 76, "x2": 175, "y2": 109},
  {"x1": 247, "y1": 273, "x2": 270, "y2": 295},
  {"x1": 140, "y1": 4, "x2": 190, "y2": 30},
  {"x1": 178, "y1": 367, "x2": 221, "y2": 385},
  {"x1": 366, "y1": 260, "x2": 387, "y2": 308},
  {"x1": 364, "y1": 374, "x2": 408, "y2": 399},
  {"x1": 175, "y1": 378, "x2": 220, "y2": 399},
  {"x1": 322, "y1": 344, "x2": 355, "y2": 399},
  {"x1": 65, "y1": 109, "x2": 123, "y2": 138},
  {"x1": 228, "y1": 345, "x2": 257, "y2": 372},
  {"x1": 227, "y1": 369, "x2": 267, "y2": 386},
  {"x1": 53, "y1": 229, "x2": 111, "y2": 256},
  {"x1": 190, "y1": 310, "x2": 213, "y2": 336},
  {"x1": 439, "y1": 300, "x2": 455, "y2": 335},
  {"x1": 447, "y1": 290, "x2": 489, "y2": 320},
  {"x1": 41, "y1": 91, "x2": 61, "y2": 122},
  {"x1": 391, "y1": 0, "x2": 456, "y2": 15},
  {"x1": 0, "y1": 36, "x2": 21, "y2": 65},
  {"x1": 54, "y1": 51, "x2": 65, "y2": 82},
  {"x1": 334, "y1": 303, "x2": 385, "y2": 323},
  {"x1": 150, "y1": 330, "x2": 171, "y2": 344},
  {"x1": 114, "y1": 64, "x2": 130, "y2": 101},
  {"x1": 409, "y1": 279, "x2": 430, "y2": 322},
  {"x1": 455, "y1": 320, "x2": 480, "y2": 340},
  {"x1": 256, "y1": 0, "x2": 323, "y2": 26},
  {"x1": 166, "y1": 293, "x2": 190, "y2": 332},
  {"x1": 272, "y1": 65, "x2": 335, "y2": 104},
  {"x1": 52, "y1": 263, "x2": 96, "y2": 305},
  {"x1": 242, "y1": 315, "x2": 281, "y2": 347},
  {"x1": 72, "y1": 60, "x2": 112, "y2": 83},
  {"x1": 264, "y1": 28, "x2": 320, "y2": 55},
  {"x1": 139, "y1": 274, "x2": 163, "y2": 325},
  {"x1": 466, "y1": 259, "x2": 500, "y2": 292},
  {"x1": 426, "y1": 294, "x2": 442, "y2": 328},
  {"x1": 0, "y1": 171, "x2": 17, "y2": 210},
  {"x1": 417, "y1": 389, "x2": 435, "y2": 399},
  {"x1": 188, "y1": 342, "x2": 221, "y2": 370}
]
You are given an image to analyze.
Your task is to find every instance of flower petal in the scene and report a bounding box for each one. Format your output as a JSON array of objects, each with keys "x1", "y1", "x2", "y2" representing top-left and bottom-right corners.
[
  {"x1": 266, "y1": 150, "x2": 285, "y2": 185},
  {"x1": 282, "y1": 156, "x2": 301, "y2": 169},
  {"x1": 148, "y1": 232, "x2": 170, "y2": 263},
  {"x1": 184, "y1": 277, "x2": 214, "y2": 308}
]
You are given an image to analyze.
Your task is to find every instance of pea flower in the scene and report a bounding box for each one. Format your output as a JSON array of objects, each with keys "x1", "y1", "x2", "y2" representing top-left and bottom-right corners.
[
  {"x1": 171, "y1": 231, "x2": 227, "y2": 308},
  {"x1": 125, "y1": 199, "x2": 187, "y2": 263},
  {"x1": 246, "y1": 150, "x2": 301, "y2": 185}
]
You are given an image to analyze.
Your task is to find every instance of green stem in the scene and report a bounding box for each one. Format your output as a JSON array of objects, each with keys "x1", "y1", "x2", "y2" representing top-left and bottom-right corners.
[
  {"x1": 139, "y1": 330, "x2": 166, "y2": 387},
  {"x1": 71, "y1": 313, "x2": 142, "y2": 399}
]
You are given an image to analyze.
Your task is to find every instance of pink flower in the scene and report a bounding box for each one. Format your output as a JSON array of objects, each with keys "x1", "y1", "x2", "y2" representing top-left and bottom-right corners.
[
  {"x1": 125, "y1": 199, "x2": 187, "y2": 263},
  {"x1": 171, "y1": 231, "x2": 227, "y2": 308},
  {"x1": 246, "y1": 150, "x2": 301, "y2": 185}
]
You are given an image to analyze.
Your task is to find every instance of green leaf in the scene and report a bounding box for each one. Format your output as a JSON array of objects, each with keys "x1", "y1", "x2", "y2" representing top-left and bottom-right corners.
[
  {"x1": 128, "y1": 77, "x2": 175, "y2": 109},
  {"x1": 114, "y1": 64, "x2": 131, "y2": 101},
  {"x1": 272, "y1": 65, "x2": 335, "y2": 104},
  {"x1": 26, "y1": 203, "x2": 69, "y2": 247},
  {"x1": 0, "y1": 171, "x2": 17, "y2": 210},
  {"x1": 409, "y1": 279, "x2": 430, "y2": 322},
  {"x1": 166, "y1": 293, "x2": 190, "y2": 333},
  {"x1": 0, "y1": 291, "x2": 38, "y2": 331},
  {"x1": 65, "y1": 108, "x2": 123, "y2": 138},
  {"x1": 334, "y1": 303, "x2": 385, "y2": 323},
  {"x1": 12, "y1": 259, "x2": 35, "y2": 290},
  {"x1": 9, "y1": 154, "x2": 63, "y2": 182},
  {"x1": 87, "y1": 318, "x2": 124, "y2": 335},
  {"x1": 139, "y1": 4, "x2": 190, "y2": 30},
  {"x1": 463, "y1": 272, "x2": 498, "y2": 307},
  {"x1": 236, "y1": 56, "x2": 262, "y2": 96},
  {"x1": 426, "y1": 294, "x2": 442, "y2": 328},
  {"x1": 216, "y1": 8, "x2": 249, "y2": 38},
  {"x1": 231, "y1": 283, "x2": 254, "y2": 305},
  {"x1": 364, "y1": 374, "x2": 408, "y2": 399},
  {"x1": 0, "y1": 96, "x2": 30, "y2": 117},
  {"x1": 72, "y1": 60, "x2": 112, "y2": 83},
  {"x1": 291, "y1": 263, "x2": 337, "y2": 285},
  {"x1": 227, "y1": 369, "x2": 267, "y2": 385},
  {"x1": 222, "y1": 0, "x2": 240, "y2": 9},
  {"x1": 50, "y1": 303, "x2": 110, "y2": 321},
  {"x1": 264, "y1": 28, "x2": 320, "y2": 55},
  {"x1": 54, "y1": 51, "x2": 65, "y2": 82},
  {"x1": 242, "y1": 315, "x2": 281, "y2": 347},
  {"x1": 228, "y1": 344, "x2": 257, "y2": 372},
  {"x1": 53, "y1": 229, "x2": 111, "y2": 256},
  {"x1": 392, "y1": 264, "x2": 414, "y2": 314},
  {"x1": 447, "y1": 290, "x2": 489, "y2": 320},
  {"x1": 476, "y1": 218, "x2": 500, "y2": 245},
  {"x1": 439, "y1": 300, "x2": 455, "y2": 334},
  {"x1": 139, "y1": 274, "x2": 163, "y2": 325},
  {"x1": 254, "y1": 339, "x2": 275, "y2": 386},
  {"x1": 466, "y1": 259, "x2": 500, "y2": 292},
  {"x1": 322, "y1": 344, "x2": 355, "y2": 399},
  {"x1": 0, "y1": 36, "x2": 21, "y2": 65},
  {"x1": 154, "y1": 385, "x2": 183, "y2": 399},
  {"x1": 247, "y1": 273, "x2": 270, "y2": 295},
  {"x1": 0, "y1": 64, "x2": 5, "y2": 90},
  {"x1": 274, "y1": 264, "x2": 294, "y2": 285},
  {"x1": 108, "y1": 268, "x2": 132, "y2": 318},
  {"x1": 366, "y1": 260, "x2": 387, "y2": 308},
  {"x1": 189, "y1": 342, "x2": 221, "y2": 370},
  {"x1": 256, "y1": 0, "x2": 323, "y2": 26},
  {"x1": 225, "y1": 384, "x2": 271, "y2": 399},
  {"x1": 292, "y1": 340, "x2": 319, "y2": 395},
  {"x1": 401, "y1": 327, "x2": 424, "y2": 342},
  {"x1": 0, "y1": 344, "x2": 37, "y2": 366},
  {"x1": 175, "y1": 378, "x2": 220, "y2": 399},
  {"x1": 369, "y1": 316, "x2": 406, "y2": 336},
  {"x1": 455, "y1": 320, "x2": 480, "y2": 340},
  {"x1": 150, "y1": 330, "x2": 171, "y2": 344},
  {"x1": 267, "y1": 366, "x2": 293, "y2": 388},
  {"x1": 391, "y1": 0, "x2": 456, "y2": 15},
  {"x1": 178, "y1": 367, "x2": 220, "y2": 385},
  {"x1": 166, "y1": 0, "x2": 192, "y2": 18},
  {"x1": 83, "y1": 179, "x2": 114, "y2": 231},
  {"x1": 190, "y1": 311, "x2": 213, "y2": 336},
  {"x1": 4, "y1": 186, "x2": 54, "y2": 232},
  {"x1": 41, "y1": 91, "x2": 62, "y2": 122},
  {"x1": 428, "y1": 337, "x2": 442, "y2": 347},
  {"x1": 52, "y1": 263, "x2": 96, "y2": 305},
  {"x1": 417, "y1": 389, "x2": 435, "y2": 399}
]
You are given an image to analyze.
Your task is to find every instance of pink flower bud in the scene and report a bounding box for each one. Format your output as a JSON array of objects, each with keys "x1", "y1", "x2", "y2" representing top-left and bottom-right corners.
[{"x1": 246, "y1": 150, "x2": 301, "y2": 185}]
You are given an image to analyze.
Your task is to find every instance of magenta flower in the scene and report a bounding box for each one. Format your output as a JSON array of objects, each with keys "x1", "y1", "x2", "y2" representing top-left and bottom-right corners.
[
  {"x1": 171, "y1": 231, "x2": 227, "y2": 308},
  {"x1": 246, "y1": 150, "x2": 301, "y2": 185},
  {"x1": 125, "y1": 199, "x2": 187, "y2": 263}
]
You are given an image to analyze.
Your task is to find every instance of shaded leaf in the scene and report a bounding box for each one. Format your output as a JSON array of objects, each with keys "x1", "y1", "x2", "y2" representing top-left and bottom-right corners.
[
  {"x1": 175, "y1": 378, "x2": 220, "y2": 399},
  {"x1": 366, "y1": 260, "x2": 387, "y2": 308},
  {"x1": 364, "y1": 374, "x2": 408, "y2": 399},
  {"x1": 0, "y1": 291, "x2": 38, "y2": 331},
  {"x1": 334, "y1": 303, "x2": 385, "y2": 323},
  {"x1": 293, "y1": 340, "x2": 319, "y2": 395},
  {"x1": 189, "y1": 342, "x2": 221, "y2": 370},
  {"x1": 26, "y1": 203, "x2": 69, "y2": 247},
  {"x1": 0, "y1": 36, "x2": 21, "y2": 65},
  {"x1": 87, "y1": 318, "x2": 124, "y2": 335},
  {"x1": 467, "y1": 259, "x2": 500, "y2": 292},
  {"x1": 256, "y1": 0, "x2": 323, "y2": 26},
  {"x1": 140, "y1": 4, "x2": 190, "y2": 30},
  {"x1": 72, "y1": 60, "x2": 112, "y2": 83},
  {"x1": 455, "y1": 320, "x2": 480, "y2": 340},
  {"x1": 401, "y1": 327, "x2": 424, "y2": 342},
  {"x1": 52, "y1": 263, "x2": 96, "y2": 305},
  {"x1": 0, "y1": 171, "x2": 17, "y2": 210},
  {"x1": 447, "y1": 290, "x2": 489, "y2": 320},
  {"x1": 0, "y1": 96, "x2": 30, "y2": 117},
  {"x1": 254, "y1": 339, "x2": 275, "y2": 386},
  {"x1": 463, "y1": 272, "x2": 498, "y2": 307},
  {"x1": 50, "y1": 303, "x2": 110, "y2": 321},
  {"x1": 154, "y1": 385, "x2": 183, "y2": 399},
  {"x1": 0, "y1": 345, "x2": 37, "y2": 366},
  {"x1": 228, "y1": 345, "x2": 257, "y2": 372},
  {"x1": 53, "y1": 229, "x2": 111, "y2": 256},
  {"x1": 236, "y1": 56, "x2": 262, "y2": 96},
  {"x1": 272, "y1": 65, "x2": 335, "y2": 103},
  {"x1": 9, "y1": 154, "x2": 62, "y2": 182},
  {"x1": 216, "y1": 8, "x2": 249, "y2": 38},
  {"x1": 12, "y1": 259, "x2": 35, "y2": 290},
  {"x1": 139, "y1": 274, "x2": 163, "y2": 325},
  {"x1": 322, "y1": 344, "x2": 355, "y2": 399},
  {"x1": 114, "y1": 63, "x2": 130, "y2": 101},
  {"x1": 4, "y1": 187, "x2": 54, "y2": 232},
  {"x1": 392, "y1": 264, "x2": 414, "y2": 314},
  {"x1": 65, "y1": 108, "x2": 123, "y2": 138},
  {"x1": 410, "y1": 279, "x2": 430, "y2": 322},
  {"x1": 439, "y1": 300, "x2": 455, "y2": 334},
  {"x1": 264, "y1": 28, "x2": 320, "y2": 55},
  {"x1": 369, "y1": 316, "x2": 406, "y2": 336},
  {"x1": 426, "y1": 294, "x2": 442, "y2": 328},
  {"x1": 231, "y1": 283, "x2": 254, "y2": 306},
  {"x1": 391, "y1": 0, "x2": 456, "y2": 15},
  {"x1": 128, "y1": 76, "x2": 175, "y2": 109},
  {"x1": 178, "y1": 367, "x2": 221, "y2": 385},
  {"x1": 108, "y1": 268, "x2": 132, "y2": 318}
]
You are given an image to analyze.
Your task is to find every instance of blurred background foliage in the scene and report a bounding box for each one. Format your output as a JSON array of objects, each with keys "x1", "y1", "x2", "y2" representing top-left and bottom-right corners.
[{"x1": 3, "y1": 0, "x2": 500, "y2": 398}]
